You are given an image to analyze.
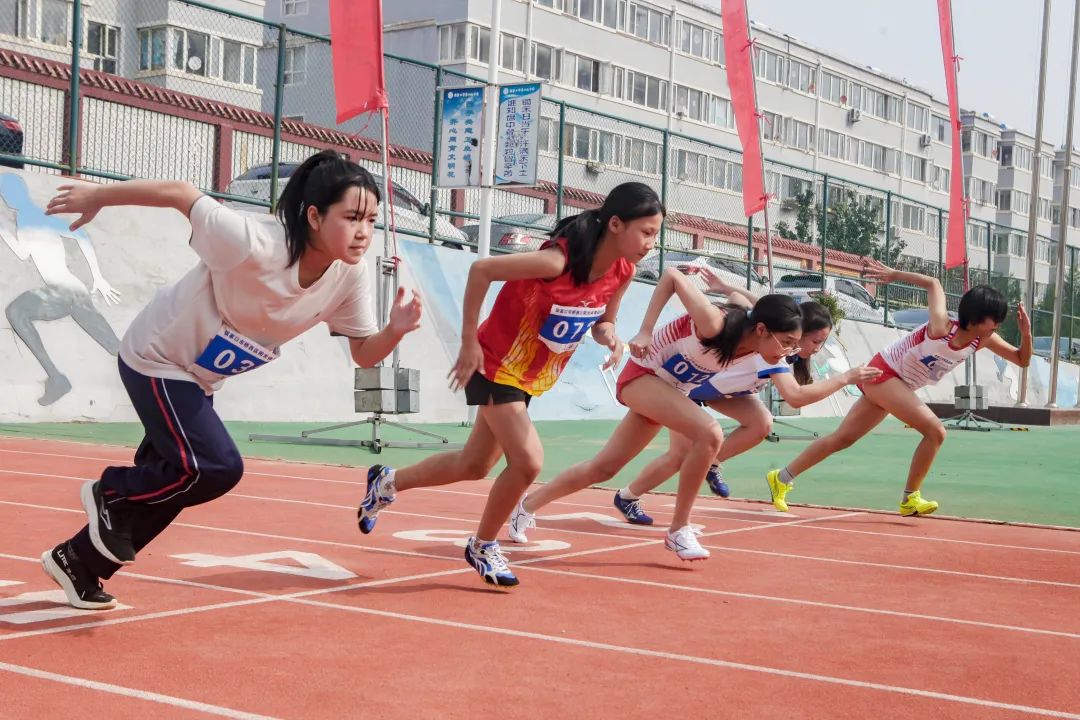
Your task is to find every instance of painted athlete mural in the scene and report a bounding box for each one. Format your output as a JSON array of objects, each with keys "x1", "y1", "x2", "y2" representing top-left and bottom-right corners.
[{"x1": 0, "y1": 172, "x2": 121, "y2": 405}]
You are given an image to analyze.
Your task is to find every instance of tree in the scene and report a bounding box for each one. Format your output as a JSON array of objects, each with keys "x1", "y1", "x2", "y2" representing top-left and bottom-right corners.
[
  {"x1": 990, "y1": 275, "x2": 1024, "y2": 346},
  {"x1": 793, "y1": 188, "x2": 815, "y2": 243},
  {"x1": 775, "y1": 221, "x2": 797, "y2": 241}
]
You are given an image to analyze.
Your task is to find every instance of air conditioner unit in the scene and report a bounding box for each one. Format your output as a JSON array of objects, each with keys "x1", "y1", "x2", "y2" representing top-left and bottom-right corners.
[
  {"x1": 888, "y1": 225, "x2": 901, "y2": 240},
  {"x1": 919, "y1": 134, "x2": 933, "y2": 148},
  {"x1": 585, "y1": 160, "x2": 605, "y2": 175},
  {"x1": 847, "y1": 108, "x2": 862, "y2": 124}
]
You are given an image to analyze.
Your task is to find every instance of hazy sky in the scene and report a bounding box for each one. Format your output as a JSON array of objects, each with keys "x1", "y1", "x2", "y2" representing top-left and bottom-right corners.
[{"x1": 699, "y1": 0, "x2": 1076, "y2": 147}]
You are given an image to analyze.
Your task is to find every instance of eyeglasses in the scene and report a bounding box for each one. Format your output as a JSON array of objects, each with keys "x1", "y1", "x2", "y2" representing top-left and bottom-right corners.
[{"x1": 770, "y1": 332, "x2": 801, "y2": 356}]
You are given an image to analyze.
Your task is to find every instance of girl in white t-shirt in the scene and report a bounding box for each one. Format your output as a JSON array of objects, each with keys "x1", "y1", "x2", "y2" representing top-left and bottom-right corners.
[
  {"x1": 39, "y1": 150, "x2": 422, "y2": 610},
  {"x1": 507, "y1": 266, "x2": 804, "y2": 561}
]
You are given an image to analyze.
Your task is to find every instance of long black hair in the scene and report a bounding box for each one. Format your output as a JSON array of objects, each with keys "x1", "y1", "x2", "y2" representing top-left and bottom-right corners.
[
  {"x1": 275, "y1": 150, "x2": 382, "y2": 267},
  {"x1": 957, "y1": 284, "x2": 1008, "y2": 329},
  {"x1": 548, "y1": 182, "x2": 665, "y2": 286},
  {"x1": 790, "y1": 301, "x2": 834, "y2": 385},
  {"x1": 702, "y1": 294, "x2": 802, "y2": 365}
]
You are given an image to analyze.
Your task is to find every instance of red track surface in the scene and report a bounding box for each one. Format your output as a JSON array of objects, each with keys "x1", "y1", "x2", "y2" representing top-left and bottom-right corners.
[{"x1": 1, "y1": 436, "x2": 1078, "y2": 719}]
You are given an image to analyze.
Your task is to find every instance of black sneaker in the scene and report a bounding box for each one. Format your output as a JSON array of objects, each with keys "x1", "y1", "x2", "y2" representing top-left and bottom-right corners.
[
  {"x1": 40, "y1": 542, "x2": 117, "y2": 610},
  {"x1": 80, "y1": 480, "x2": 136, "y2": 564}
]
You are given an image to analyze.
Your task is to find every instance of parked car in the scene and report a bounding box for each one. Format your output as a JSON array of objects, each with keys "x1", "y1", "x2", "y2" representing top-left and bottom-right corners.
[
  {"x1": 224, "y1": 162, "x2": 468, "y2": 247},
  {"x1": 888, "y1": 307, "x2": 959, "y2": 330},
  {"x1": 636, "y1": 250, "x2": 771, "y2": 297},
  {"x1": 0, "y1": 112, "x2": 24, "y2": 169},
  {"x1": 1032, "y1": 336, "x2": 1080, "y2": 362},
  {"x1": 774, "y1": 273, "x2": 884, "y2": 322},
  {"x1": 458, "y1": 212, "x2": 556, "y2": 253}
]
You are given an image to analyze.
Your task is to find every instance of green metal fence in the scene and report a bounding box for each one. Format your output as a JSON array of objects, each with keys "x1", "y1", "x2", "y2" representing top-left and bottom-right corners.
[{"x1": 0, "y1": 0, "x2": 1076, "y2": 348}]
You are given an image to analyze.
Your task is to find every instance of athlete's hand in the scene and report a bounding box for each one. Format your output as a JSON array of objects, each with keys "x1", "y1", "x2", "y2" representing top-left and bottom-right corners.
[
  {"x1": 46, "y1": 184, "x2": 103, "y2": 231},
  {"x1": 1016, "y1": 302, "x2": 1031, "y2": 336},
  {"x1": 91, "y1": 277, "x2": 121, "y2": 305},
  {"x1": 861, "y1": 257, "x2": 899, "y2": 284},
  {"x1": 628, "y1": 330, "x2": 652, "y2": 360},
  {"x1": 843, "y1": 365, "x2": 882, "y2": 385},
  {"x1": 388, "y1": 287, "x2": 422, "y2": 336},
  {"x1": 697, "y1": 265, "x2": 732, "y2": 295},
  {"x1": 449, "y1": 336, "x2": 483, "y2": 392}
]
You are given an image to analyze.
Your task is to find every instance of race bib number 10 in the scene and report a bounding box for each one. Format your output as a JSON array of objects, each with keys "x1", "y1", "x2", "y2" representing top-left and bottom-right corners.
[
  {"x1": 194, "y1": 326, "x2": 278, "y2": 377},
  {"x1": 539, "y1": 304, "x2": 605, "y2": 353}
]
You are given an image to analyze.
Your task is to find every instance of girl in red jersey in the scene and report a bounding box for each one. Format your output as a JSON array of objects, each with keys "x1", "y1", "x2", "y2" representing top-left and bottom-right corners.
[
  {"x1": 766, "y1": 258, "x2": 1032, "y2": 517},
  {"x1": 357, "y1": 183, "x2": 664, "y2": 587}
]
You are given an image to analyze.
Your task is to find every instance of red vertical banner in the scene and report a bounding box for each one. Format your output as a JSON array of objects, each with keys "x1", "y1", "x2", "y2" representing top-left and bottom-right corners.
[
  {"x1": 329, "y1": 0, "x2": 389, "y2": 123},
  {"x1": 721, "y1": 0, "x2": 766, "y2": 217},
  {"x1": 938, "y1": 0, "x2": 967, "y2": 270}
]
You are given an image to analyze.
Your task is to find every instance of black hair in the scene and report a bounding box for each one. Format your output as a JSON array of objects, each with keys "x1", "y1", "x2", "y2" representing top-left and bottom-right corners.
[
  {"x1": 957, "y1": 284, "x2": 1008, "y2": 329},
  {"x1": 703, "y1": 294, "x2": 802, "y2": 366},
  {"x1": 790, "y1": 301, "x2": 834, "y2": 385},
  {"x1": 274, "y1": 149, "x2": 382, "y2": 267},
  {"x1": 548, "y1": 181, "x2": 665, "y2": 286}
]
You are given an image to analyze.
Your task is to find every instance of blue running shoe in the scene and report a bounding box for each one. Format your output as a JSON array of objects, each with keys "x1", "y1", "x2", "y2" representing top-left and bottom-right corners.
[
  {"x1": 464, "y1": 537, "x2": 519, "y2": 587},
  {"x1": 705, "y1": 464, "x2": 730, "y2": 498},
  {"x1": 613, "y1": 491, "x2": 654, "y2": 525},
  {"x1": 357, "y1": 465, "x2": 396, "y2": 534}
]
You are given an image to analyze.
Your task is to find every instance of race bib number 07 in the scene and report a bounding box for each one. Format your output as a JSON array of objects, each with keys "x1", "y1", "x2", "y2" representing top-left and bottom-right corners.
[
  {"x1": 194, "y1": 326, "x2": 278, "y2": 377},
  {"x1": 539, "y1": 304, "x2": 605, "y2": 353}
]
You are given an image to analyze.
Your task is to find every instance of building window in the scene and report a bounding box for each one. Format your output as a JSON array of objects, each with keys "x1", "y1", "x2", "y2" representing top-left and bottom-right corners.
[
  {"x1": 222, "y1": 39, "x2": 256, "y2": 85},
  {"x1": 568, "y1": 0, "x2": 600, "y2": 23},
  {"x1": 820, "y1": 71, "x2": 845, "y2": 104},
  {"x1": 438, "y1": 24, "x2": 468, "y2": 62},
  {"x1": 628, "y1": 2, "x2": 670, "y2": 46},
  {"x1": 616, "y1": 67, "x2": 667, "y2": 110},
  {"x1": 17, "y1": 0, "x2": 70, "y2": 46},
  {"x1": 138, "y1": 27, "x2": 166, "y2": 70},
  {"x1": 849, "y1": 82, "x2": 900, "y2": 122},
  {"x1": 761, "y1": 110, "x2": 784, "y2": 143},
  {"x1": 624, "y1": 136, "x2": 661, "y2": 174},
  {"x1": 565, "y1": 52, "x2": 600, "y2": 92},
  {"x1": 933, "y1": 114, "x2": 951, "y2": 144},
  {"x1": 601, "y1": 0, "x2": 619, "y2": 29},
  {"x1": 167, "y1": 27, "x2": 212, "y2": 76},
  {"x1": 785, "y1": 118, "x2": 815, "y2": 152},
  {"x1": 819, "y1": 129, "x2": 846, "y2": 159},
  {"x1": 906, "y1": 103, "x2": 929, "y2": 132},
  {"x1": 849, "y1": 139, "x2": 897, "y2": 174},
  {"x1": 674, "y1": 148, "x2": 708, "y2": 184},
  {"x1": 468, "y1": 25, "x2": 490, "y2": 62},
  {"x1": 532, "y1": 42, "x2": 561, "y2": 81},
  {"x1": 708, "y1": 157, "x2": 743, "y2": 191},
  {"x1": 500, "y1": 33, "x2": 525, "y2": 72},
  {"x1": 786, "y1": 58, "x2": 816, "y2": 94},
  {"x1": 284, "y1": 45, "x2": 306, "y2": 85},
  {"x1": 904, "y1": 154, "x2": 927, "y2": 182},
  {"x1": 930, "y1": 165, "x2": 950, "y2": 192},
  {"x1": 282, "y1": 0, "x2": 309, "y2": 16},
  {"x1": 901, "y1": 203, "x2": 926, "y2": 232},
  {"x1": 676, "y1": 18, "x2": 722, "y2": 63},
  {"x1": 754, "y1": 48, "x2": 786, "y2": 85},
  {"x1": 87, "y1": 21, "x2": 119, "y2": 73}
]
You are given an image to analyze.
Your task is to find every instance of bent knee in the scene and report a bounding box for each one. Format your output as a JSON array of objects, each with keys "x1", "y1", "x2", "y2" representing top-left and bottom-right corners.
[
  {"x1": 693, "y1": 423, "x2": 725, "y2": 454},
  {"x1": 921, "y1": 422, "x2": 947, "y2": 445}
]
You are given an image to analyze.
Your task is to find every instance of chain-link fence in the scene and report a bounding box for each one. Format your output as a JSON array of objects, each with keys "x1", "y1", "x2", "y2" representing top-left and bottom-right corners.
[{"x1": 1, "y1": 0, "x2": 1078, "y2": 346}]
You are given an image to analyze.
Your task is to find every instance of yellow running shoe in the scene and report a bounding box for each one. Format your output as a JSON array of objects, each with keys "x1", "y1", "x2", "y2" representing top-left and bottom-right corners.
[
  {"x1": 765, "y1": 469, "x2": 792, "y2": 512},
  {"x1": 899, "y1": 490, "x2": 939, "y2": 517}
]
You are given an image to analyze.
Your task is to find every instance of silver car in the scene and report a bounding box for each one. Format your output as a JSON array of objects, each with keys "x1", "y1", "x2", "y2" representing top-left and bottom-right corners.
[{"x1": 774, "y1": 273, "x2": 884, "y2": 322}]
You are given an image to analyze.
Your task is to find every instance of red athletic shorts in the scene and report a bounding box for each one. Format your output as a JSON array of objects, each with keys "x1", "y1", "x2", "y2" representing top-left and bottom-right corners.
[
  {"x1": 615, "y1": 360, "x2": 655, "y2": 406},
  {"x1": 857, "y1": 353, "x2": 900, "y2": 392}
]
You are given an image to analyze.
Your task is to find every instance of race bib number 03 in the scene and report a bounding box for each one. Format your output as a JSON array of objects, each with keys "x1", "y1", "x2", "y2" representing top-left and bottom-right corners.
[
  {"x1": 194, "y1": 326, "x2": 278, "y2": 377},
  {"x1": 661, "y1": 353, "x2": 716, "y2": 388},
  {"x1": 539, "y1": 304, "x2": 605, "y2": 353}
]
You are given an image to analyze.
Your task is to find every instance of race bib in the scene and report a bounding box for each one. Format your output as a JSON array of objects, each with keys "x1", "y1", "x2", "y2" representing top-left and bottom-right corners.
[
  {"x1": 661, "y1": 353, "x2": 716, "y2": 389},
  {"x1": 194, "y1": 326, "x2": 278, "y2": 377},
  {"x1": 538, "y1": 304, "x2": 605, "y2": 353}
]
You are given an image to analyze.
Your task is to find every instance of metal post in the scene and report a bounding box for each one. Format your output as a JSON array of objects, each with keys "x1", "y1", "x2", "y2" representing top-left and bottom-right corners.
[
  {"x1": 1049, "y1": 0, "x2": 1080, "y2": 407},
  {"x1": 938, "y1": 208, "x2": 945, "y2": 284},
  {"x1": 746, "y1": 216, "x2": 754, "y2": 290},
  {"x1": 476, "y1": 0, "x2": 503, "y2": 260},
  {"x1": 67, "y1": 0, "x2": 83, "y2": 176},
  {"x1": 428, "y1": 66, "x2": 444, "y2": 244},
  {"x1": 1069, "y1": 246, "x2": 1076, "y2": 373},
  {"x1": 985, "y1": 221, "x2": 993, "y2": 286},
  {"x1": 659, "y1": 128, "x2": 669, "y2": 273},
  {"x1": 883, "y1": 192, "x2": 892, "y2": 325},
  {"x1": 820, "y1": 175, "x2": 829, "y2": 293},
  {"x1": 1019, "y1": 0, "x2": 1054, "y2": 406},
  {"x1": 556, "y1": 102, "x2": 566, "y2": 220},
  {"x1": 269, "y1": 23, "x2": 288, "y2": 209}
]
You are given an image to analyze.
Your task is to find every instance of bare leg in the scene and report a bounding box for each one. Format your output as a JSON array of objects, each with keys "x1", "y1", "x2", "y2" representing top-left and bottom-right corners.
[
  {"x1": 473, "y1": 402, "x2": 545, "y2": 541},
  {"x1": 622, "y1": 430, "x2": 688, "y2": 497},
  {"x1": 784, "y1": 396, "x2": 888, "y2": 478},
  {"x1": 861, "y1": 379, "x2": 947, "y2": 493},
  {"x1": 394, "y1": 410, "x2": 503, "y2": 492},
  {"x1": 709, "y1": 396, "x2": 774, "y2": 463}
]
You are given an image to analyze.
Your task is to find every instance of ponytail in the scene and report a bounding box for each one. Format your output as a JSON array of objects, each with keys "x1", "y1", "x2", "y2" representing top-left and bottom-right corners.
[{"x1": 549, "y1": 182, "x2": 664, "y2": 286}]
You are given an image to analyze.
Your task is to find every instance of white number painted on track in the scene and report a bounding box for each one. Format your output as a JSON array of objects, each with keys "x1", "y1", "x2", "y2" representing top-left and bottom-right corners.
[
  {"x1": 170, "y1": 551, "x2": 356, "y2": 581},
  {"x1": 0, "y1": 588, "x2": 130, "y2": 625},
  {"x1": 392, "y1": 529, "x2": 570, "y2": 553}
]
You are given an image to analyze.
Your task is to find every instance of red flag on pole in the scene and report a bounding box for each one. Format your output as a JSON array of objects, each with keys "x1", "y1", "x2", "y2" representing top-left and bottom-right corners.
[
  {"x1": 329, "y1": 0, "x2": 389, "y2": 123},
  {"x1": 721, "y1": 0, "x2": 767, "y2": 218},
  {"x1": 938, "y1": 0, "x2": 967, "y2": 271}
]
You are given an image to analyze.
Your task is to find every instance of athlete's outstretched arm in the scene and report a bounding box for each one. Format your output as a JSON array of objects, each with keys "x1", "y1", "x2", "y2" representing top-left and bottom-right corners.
[
  {"x1": 46, "y1": 180, "x2": 203, "y2": 231},
  {"x1": 863, "y1": 258, "x2": 950, "y2": 337},
  {"x1": 982, "y1": 303, "x2": 1032, "y2": 367},
  {"x1": 630, "y1": 267, "x2": 725, "y2": 358},
  {"x1": 771, "y1": 365, "x2": 882, "y2": 408}
]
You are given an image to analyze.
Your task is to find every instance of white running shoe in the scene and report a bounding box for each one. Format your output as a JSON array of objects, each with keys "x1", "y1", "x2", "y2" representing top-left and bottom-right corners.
[
  {"x1": 664, "y1": 525, "x2": 710, "y2": 561},
  {"x1": 508, "y1": 496, "x2": 536, "y2": 544}
]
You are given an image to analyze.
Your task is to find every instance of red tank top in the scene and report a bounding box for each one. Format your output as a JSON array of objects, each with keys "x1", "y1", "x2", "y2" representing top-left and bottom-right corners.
[{"x1": 478, "y1": 237, "x2": 635, "y2": 396}]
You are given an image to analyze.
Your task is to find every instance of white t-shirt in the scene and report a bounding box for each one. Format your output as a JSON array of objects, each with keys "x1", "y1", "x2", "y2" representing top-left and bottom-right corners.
[{"x1": 120, "y1": 196, "x2": 378, "y2": 394}]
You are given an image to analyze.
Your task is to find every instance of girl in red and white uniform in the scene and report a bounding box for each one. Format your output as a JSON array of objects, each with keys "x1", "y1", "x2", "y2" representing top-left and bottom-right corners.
[
  {"x1": 766, "y1": 258, "x2": 1032, "y2": 517},
  {"x1": 508, "y1": 266, "x2": 803, "y2": 561}
]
